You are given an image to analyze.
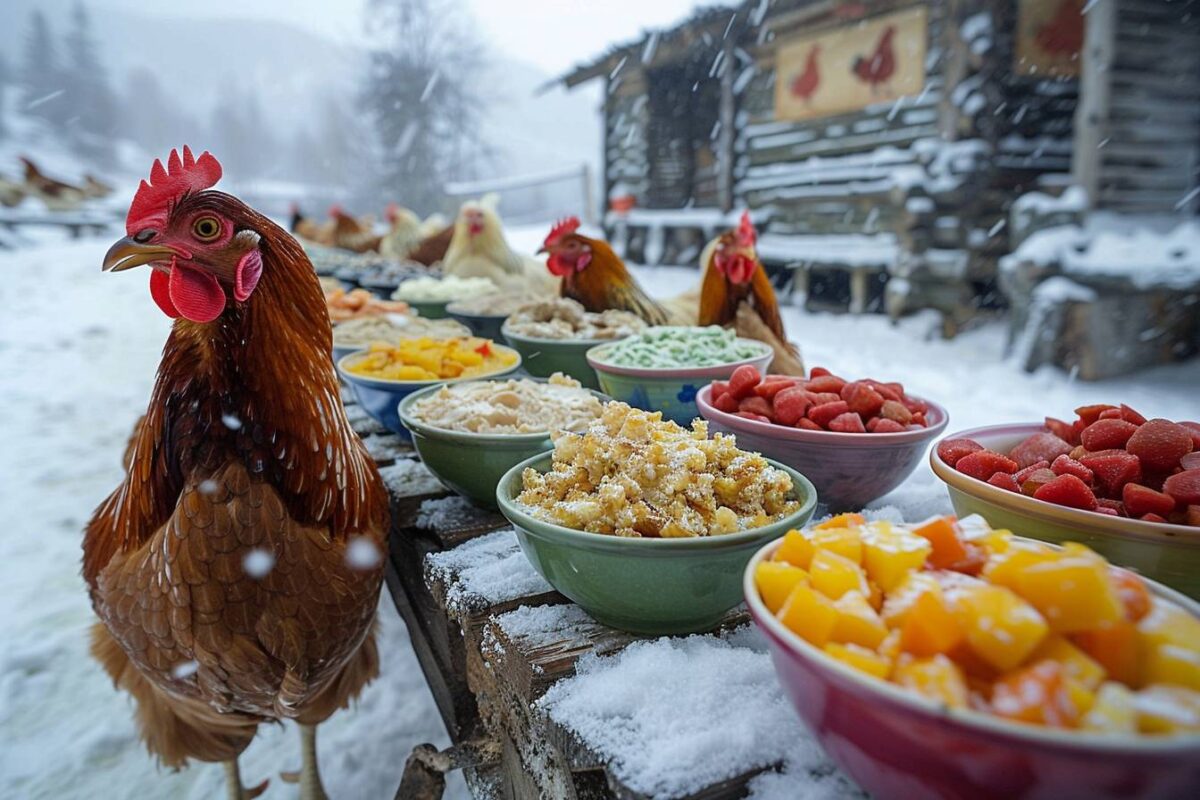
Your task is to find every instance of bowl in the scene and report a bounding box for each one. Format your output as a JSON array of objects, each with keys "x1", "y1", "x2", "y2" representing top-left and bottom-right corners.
[
  {"x1": 585, "y1": 339, "x2": 774, "y2": 426},
  {"x1": 930, "y1": 423, "x2": 1200, "y2": 598},
  {"x1": 405, "y1": 299, "x2": 451, "y2": 319},
  {"x1": 496, "y1": 452, "x2": 817, "y2": 635},
  {"x1": 334, "y1": 266, "x2": 362, "y2": 291},
  {"x1": 697, "y1": 384, "x2": 948, "y2": 511},
  {"x1": 336, "y1": 346, "x2": 521, "y2": 438},
  {"x1": 745, "y1": 536, "x2": 1200, "y2": 800},
  {"x1": 447, "y1": 303, "x2": 509, "y2": 340},
  {"x1": 501, "y1": 323, "x2": 612, "y2": 390},
  {"x1": 397, "y1": 381, "x2": 609, "y2": 508}
]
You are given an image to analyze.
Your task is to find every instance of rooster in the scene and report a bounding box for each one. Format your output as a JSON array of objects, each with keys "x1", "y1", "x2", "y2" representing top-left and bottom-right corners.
[
  {"x1": 378, "y1": 202, "x2": 424, "y2": 260},
  {"x1": 19, "y1": 155, "x2": 87, "y2": 210},
  {"x1": 539, "y1": 216, "x2": 669, "y2": 325},
  {"x1": 697, "y1": 212, "x2": 805, "y2": 375},
  {"x1": 289, "y1": 203, "x2": 336, "y2": 246},
  {"x1": 790, "y1": 44, "x2": 821, "y2": 104},
  {"x1": 444, "y1": 199, "x2": 557, "y2": 293},
  {"x1": 851, "y1": 25, "x2": 897, "y2": 94},
  {"x1": 1035, "y1": 0, "x2": 1085, "y2": 57},
  {"x1": 331, "y1": 207, "x2": 382, "y2": 254},
  {"x1": 87, "y1": 147, "x2": 389, "y2": 800}
]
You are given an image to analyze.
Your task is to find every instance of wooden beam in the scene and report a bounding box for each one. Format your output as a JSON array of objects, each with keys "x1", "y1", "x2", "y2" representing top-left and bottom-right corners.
[
  {"x1": 1072, "y1": 0, "x2": 1116, "y2": 209},
  {"x1": 717, "y1": 37, "x2": 736, "y2": 213}
]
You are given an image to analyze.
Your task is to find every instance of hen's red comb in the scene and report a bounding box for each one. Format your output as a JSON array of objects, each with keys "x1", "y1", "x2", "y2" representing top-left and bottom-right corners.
[
  {"x1": 544, "y1": 216, "x2": 581, "y2": 248},
  {"x1": 736, "y1": 210, "x2": 757, "y2": 248},
  {"x1": 126, "y1": 147, "x2": 222, "y2": 235}
]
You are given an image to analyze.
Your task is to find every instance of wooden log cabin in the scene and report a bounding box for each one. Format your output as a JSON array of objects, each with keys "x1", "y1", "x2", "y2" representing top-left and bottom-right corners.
[{"x1": 558, "y1": 0, "x2": 1200, "y2": 341}]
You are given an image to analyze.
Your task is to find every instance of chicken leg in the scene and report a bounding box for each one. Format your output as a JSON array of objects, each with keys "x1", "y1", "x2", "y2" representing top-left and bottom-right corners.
[
  {"x1": 223, "y1": 760, "x2": 268, "y2": 800},
  {"x1": 299, "y1": 724, "x2": 330, "y2": 800}
]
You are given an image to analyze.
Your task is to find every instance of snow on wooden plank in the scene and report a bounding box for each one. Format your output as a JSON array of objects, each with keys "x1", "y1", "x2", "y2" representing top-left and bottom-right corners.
[
  {"x1": 756, "y1": 232, "x2": 900, "y2": 269},
  {"x1": 424, "y1": 528, "x2": 557, "y2": 620}
]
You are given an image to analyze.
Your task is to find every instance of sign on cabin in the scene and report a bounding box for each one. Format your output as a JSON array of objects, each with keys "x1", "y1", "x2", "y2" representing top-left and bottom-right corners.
[
  {"x1": 1015, "y1": 0, "x2": 1084, "y2": 77},
  {"x1": 773, "y1": 6, "x2": 927, "y2": 123}
]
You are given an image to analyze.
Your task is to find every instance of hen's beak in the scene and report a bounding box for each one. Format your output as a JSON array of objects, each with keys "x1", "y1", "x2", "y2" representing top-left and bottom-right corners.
[
  {"x1": 102, "y1": 237, "x2": 177, "y2": 272},
  {"x1": 536, "y1": 245, "x2": 549, "y2": 255}
]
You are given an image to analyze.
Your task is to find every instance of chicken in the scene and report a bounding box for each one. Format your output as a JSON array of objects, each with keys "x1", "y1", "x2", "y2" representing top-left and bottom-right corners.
[
  {"x1": 19, "y1": 155, "x2": 87, "y2": 210},
  {"x1": 87, "y1": 147, "x2": 389, "y2": 800},
  {"x1": 82, "y1": 173, "x2": 115, "y2": 199},
  {"x1": 444, "y1": 199, "x2": 557, "y2": 293},
  {"x1": 697, "y1": 212, "x2": 805, "y2": 375},
  {"x1": 378, "y1": 203, "x2": 424, "y2": 260},
  {"x1": 0, "y1": 172, "x2": 26, "y2": 208},
  {"x1": 1036, "y1": 0, "x2": 1085, "y2": 56},
  {"x1": 289, "y1": 203, "x2": 336, "y2": 246},
  {"x1": 406, "y1": 223, "x2": 454, "y2": 266},
  {"x1": 790, "y1": 44, "x2": 821, "y2": 104},
  {"x1": 539, "y1": 216, "x2": 669, "y2": 325},
  {"x1": 331, "y1": 207, "x2": 382, "y2": 254},
  {"x1": 851, "y1": 25, "x2": 897, "y2": 94}
]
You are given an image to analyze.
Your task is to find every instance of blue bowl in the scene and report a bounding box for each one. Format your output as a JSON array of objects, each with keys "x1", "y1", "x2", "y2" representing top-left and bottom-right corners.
[{"x1": 336, "y1": 346, "x2": 522, "y2": 438}]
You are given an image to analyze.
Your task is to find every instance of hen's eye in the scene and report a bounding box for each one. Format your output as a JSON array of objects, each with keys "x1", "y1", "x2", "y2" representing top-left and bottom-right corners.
[{"x1": 192, "y1": 216, "x2": 221, "y2": 241}]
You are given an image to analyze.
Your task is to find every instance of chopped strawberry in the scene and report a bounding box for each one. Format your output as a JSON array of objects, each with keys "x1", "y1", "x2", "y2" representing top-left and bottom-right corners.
[
  {"x1": 1044, "y1": 416, "x2": 1077, "y2": 445},
  {"x1": 1140, "y1": 513, "x2": 1168, "y2": 523},
  {"x1": 1098, "y1": 408, "x2": 1124, "y2": 421},
  {"x1": 1180, "y1": 422, "x2": 1200, "y2": 450},
  {"x1": 728, "y1": 365, "x2": 762, "y2": 399},
  {"x1": 911, "y1": 412, "x2": 927, "y2": 427},
  {"x1": 1120, "y1": 404, "x2": 1147, "y2": 425},
  {"x1": 1050, "y1": 454, "x2": 1093, "y2": 484},
  {"x1": 1187, "y1": 505, "x2": 1200, "y2": 527},
  {"x1": 808, "y1": 401, "x2": 851, "y2": 428},
  {"x1": 1009, "y1": 432, "x2": 1073, "y2": 469},
  {"x1": 828, "y1": 412, "x2": 867, "y2": 433},
  {"x1": 936, "y1": 438, "x2": 984, "y2": 467},
  {"x1": 868, "y1": 381, "x2": 902, "y2": 402},
  {"x1": 808, "y1": 366, "x2": 832, "y2": 378},
  {"x1": 711, "y1": 380, "x2": 729, "y2": 400},
  {"x1": 987, "y1": 472, "x2": 1021, "y2": 492},
  {"x1": 1080, "y1": 419, "x2": 1139, "y2": 452},
  {"x1": 1033, "y1": 474, "x2": 1098, "y2": 511},
  {"x1": 1163, "y1": 469, "x2": 1200, "y2": 506},
  {"x1": 1079, "y1": 452, "x2": 1143, "y2": 498},
  {"x1": 955, "y1": 450, "x2": 1020, "y2": 482},
  {"x1": 1122, "y1": 483, "x2": 1178, "y2": 517},
  {"x1": 713, "y1": 392, "x2": 739, "y2": 414},
  {"x1": 796, "y1": 417, "x2": 822, "y2": 431},
  {"x1": 902, "y1": 396, "x2": 930, "y2": 415},
  {"x1": 754, "y1": 378, "x2": 796, "y2": 399},
  {"x1": 1020, "y1": 467, "x2": 1058, "y2": 496},
  {"x1": 806, "y1": 391, "x2": 842, "y2": 406},
  {"x1": 738, "y1": 396, "x2": 774, "y2": 421},
  {"x1": 773, "y1": 387, "x2": 812, "y2": 426},
  {"x1": 842, "y1": 382, "x2": 885, "y2": 417},
  {"x1": 866, "y1": 417, "x2": 880, "y2": 431},
  {"x1": 1182, "y1": 452, "x2": 1200, "y2": 471},
  {"x1": 1097, "y1": 498, "x2": 1126, "y2": 516},
  {"x1": 1127, "y1": 419, "x2": 1194, "y2": 472},
  {"x1": 734, "y1": 411, "x2": 771, "y2": 423},
  {"x1": 1014, "y1": 460, "x2": 1051, "y2": 485},
  {"x1": 806, "y1": 374, "x2": 847, "y2": 394},
  {"x1": 879, "y1": 400, "x2": 912, "y2": 425},
  {"x1": 1095, "y1": 506, "x2": 1119, "y2": 517},
  {"x1": 873, "y1": 418, "x2": 906, "y2": 433},
  {"x1": 1075, "y1": 404, "x2": 1118, "y2": 426}
]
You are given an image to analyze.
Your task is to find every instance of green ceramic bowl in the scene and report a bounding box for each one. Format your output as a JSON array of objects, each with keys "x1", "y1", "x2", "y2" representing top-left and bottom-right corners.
[
  {"x1": 406, "y1": 299, "x2": 451, "y2": 319},
  {"x1": 397, "y1": 381, "x2": 608, "y2": 508},
  {"x1": 445, "y1": 302, "x2": 508, "y2": 340},
  {"x1": 501, "y1": 322, "x2": 616, "y2": 390},
  {"x1": 496, "y1": 452, "x2": 818, "y2": 635}
]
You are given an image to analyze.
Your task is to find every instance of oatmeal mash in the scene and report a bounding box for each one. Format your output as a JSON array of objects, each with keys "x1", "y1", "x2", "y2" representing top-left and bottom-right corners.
[
  {"x1": 504, "y1": 297, "x2": 646, "y2": 340},
  {"x1": 517, "y1": 402, "x2": 799, "y2": 537},
  {"x1": 410, "y1": 373, "x2": 603, "y2": 434}
]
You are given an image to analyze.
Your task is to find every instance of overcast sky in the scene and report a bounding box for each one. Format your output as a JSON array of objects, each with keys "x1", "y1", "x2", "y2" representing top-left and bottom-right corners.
[{"x1": 88, "y1": 0, "x2": 716, "y2": 76}]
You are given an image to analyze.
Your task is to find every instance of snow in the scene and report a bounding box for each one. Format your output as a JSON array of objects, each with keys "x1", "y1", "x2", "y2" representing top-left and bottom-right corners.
[
  {"x1": 424, "y1": 529, "x2": 552, "y2": 615},
  {"x1": 756, "y1": 232, "x2": 899, "y2": 269}
]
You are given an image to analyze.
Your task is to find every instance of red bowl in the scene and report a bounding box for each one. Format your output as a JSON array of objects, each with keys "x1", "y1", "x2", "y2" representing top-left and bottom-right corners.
[{"x1": 745, "y1": 539, "x2": 1200, "y2": 800}]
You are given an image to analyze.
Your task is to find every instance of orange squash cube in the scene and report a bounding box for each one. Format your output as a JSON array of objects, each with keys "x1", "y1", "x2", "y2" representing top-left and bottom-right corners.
[
  {"x1": 1030, "y1": 636, "x2": 1107, "y2": 690},
  {"x1": 754, "y1": 561, "x2": 809, "y2": 614},
  {"x1": 831, "y1": 590, "x2": 889, "y2": 649},
  {"x1": 1012, "y1": 548, "x2": 1124, "y2": 633},
  {"x1": 991, "y1": 660, "x2": 1093, "y2": 728},
  {"x1": 881, "y1": 572, "x2": 943, "y2": 629},
  {"x1": 912, "y1": 516, "x2": 970, "y2": 570},
  {"x1": 778, "y1": 583, "x2": 838, "y2": 647},
  {"x1": 861, "y1": 523, "x2": 932, "y2": 592},
  {"x1": 893, "y1": 654, "x2": 969, "y2": 708},
  {"x1": 953, "y1": 583, "x2": 1049, "y2": 672},
  {"x1": 1073, "y1": 621, "x2": 1141, "y2": 687},
  {"x1": 773, "y1": 529, "x2": 815, "y2": 569},
  {"x1": 981, "y1": 539, "x2": 1055, "y2": 591},
  {"x1": 813, "y1": 512, "x2": 865, "y2": 530},
  {"x1": 824, "y1": 642, "x2": 891, "y2": 679},
  {"x1": 1082, "y1": 682, "x2": 1138, "y2": 733},
  {"x1": 900, "y1": 590, "x2": 963, "y2": 657},
  {"x1": 1143, "y1": 644, "x2": 1200, "y2": 691},
  {"x1": 1134, "y1": 684, "x2": 1200, "y2": 733},
  {"x1": 1108, "y1": 567, "x2": 1152, "y2": 622},
  {"x1": 810, "y1": 549, "x2": 870, "y2": 600},
  {"x1": 810, "y1": 525, "x2": 864, "y2": 565}
]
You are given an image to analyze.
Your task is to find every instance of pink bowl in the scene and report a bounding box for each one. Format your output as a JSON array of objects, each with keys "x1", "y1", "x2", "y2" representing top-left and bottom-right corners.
[
  {"x1": 745, "y1": 539, "x2": 1200, "y2": 800},
  {"x1": 696, "y1": 384, "x2": 948, "y2": 511}
]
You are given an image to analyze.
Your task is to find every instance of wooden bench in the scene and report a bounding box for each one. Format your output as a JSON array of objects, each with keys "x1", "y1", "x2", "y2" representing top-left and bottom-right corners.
[{"x1": 0, "y1": 207, "x2": 119, "y2": 242}]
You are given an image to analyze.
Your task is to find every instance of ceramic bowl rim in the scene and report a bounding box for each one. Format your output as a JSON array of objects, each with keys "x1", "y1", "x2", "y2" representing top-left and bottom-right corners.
[
  {"x1": 744, "y1": 536, "x2": 1200, "y2": 754},
  {"x1": 335, "y1": 345, "x2": 522, "y2": 391},
  {"x1": 696, "y1": 384, "x2": 949, "y2": 446},
  {"x1": 495, "y1": 451, "x2": 817, "y2": 553},
  {"x1": 585, "y1": 336, "x2": 773, "y2": 379},
  {"x1": 931, "y1": 423, "x2": 1199, "y2": 544}
]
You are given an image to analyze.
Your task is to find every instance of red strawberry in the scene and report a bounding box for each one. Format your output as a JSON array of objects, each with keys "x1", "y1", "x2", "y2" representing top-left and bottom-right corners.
[
  {"x1": 1097, "y1": 498, "x2": 1127, "y2": 517},
  {"x1": 711, "y1": 380, "x2": 729, "y2": 400},
  {"x1": 806, "y1": 391, "x2": 842, "y2": 406},
  {"x1": 754, "y1": 378, "x2": 797, "y2": 399},
  {"x1": 1163, "y1": 469, "x2": 1200, "y2": 506},
  {"x1": 1076, "y1": 404, "x2": 1118, "y2": 426},
  {"x1": 1180, "y1": 422, "x2": 1200, "y2": 450},
  {"x1": 936, "y1": 438, "x2": 984, "y2": 467},
  {"x1": 1033, "y1": 474, "x2": 1098, "y2": 510},
  {"x1": 738, "y1": 396, "x2": 774, "y2": 420},
  {"x1": 1120, "y1": 404, "x2": 1147, "y2": 425},
  {"x1": 713, "y1": 392, "x2": 739, "y2": 414},
  {"x1": 955, "y1": 450, "x2": 1019, "y2": 482},
  {"x1": 808, "y1": 401, "x2": 851, "y2": 428},
  {"x1": 1009, "y1": 432, "x2": 1072, "y2": 469},
  {"x1": 796, "y1": 417, "x2": 822, "y2": 431},
  {"x1": 1141, "y1": 513, "x2": 1168, "y2": 523},
  {"x1": 1182, "y1": 452, "x2": 1200, "y2": 471},
  {"x1": 1126, "y1": 419, "x2": 1194, "y2": 472},
  {"x1": 1095, "y1": 506, "x2": 1119, "y2": 517},
  {"x1": 808, "y1": 366, "x2": 832, "y2": 378},
  {"x1": 828, "y1": 412, "x2": 867, "y2": 433},
  {"x1": 734, "y1": 412, "x2": 770, "y2": 423},
  {"x1": 1123, "y1": 483, "x2": 1177, "y2": 517},
  {"x1": 773, "y1": 387, "x2": 812, "y2": 426},
  {"x1": 987, "y1": 472, "x2": 1021, "y2": 492},
  {"x1": 873, "y1": 418, "x2": 906, "y2": 433},
  {"x1": 1098, "y1": 408, "x2": 1123, "y2": 421},
  {"x1": 911, "y1": 412, "x2": 927, "y2": 427},
  {"x1": 1081, "y1": 419, "x2": 1140, "y2": 451},
  {"x1": 868, "y1": 381, "x2": 902, "y2": 402},
  {"x1": 902, "y1": 396, "x2": 930, "y2": 415},
  {"x1": 866, "y1": 417, "x2": 880, "y2": 431},
  {"x1": 1079, "y1": 452, "x2": 1143, "y2": 498},
  {"x1": 842, "y1": 382, "x2": 885, "y2": 418},
  {"x1": 1020, "y1": 467, "x2": 1058, "y2": 496},
  {"x1": 1051, "y1": 454, "x2": 1093, "y2": 484},
  {"x1": 728, "y1": 365, "x2": 761, "y2": 399},
  {"x1": 1044, "y1": 417, "x2": 1077, "y2": 445},
  {"x1": 1014, "y1": 460, "x2": 1051, "y2": 485},
  {"x1": 880, "y1": 400, "x2": 912, "y2": 425},
  {"x1": 806, "y1": 375, "x2": 847, "y2": 394},
  {"x1": 1187, "y1": 505, "x2": 1200, "y2": 527}
]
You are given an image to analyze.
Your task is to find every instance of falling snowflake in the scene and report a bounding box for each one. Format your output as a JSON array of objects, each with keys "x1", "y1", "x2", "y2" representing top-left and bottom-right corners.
[
  {"x1": 242, "y1": 548, "x2": 275, "y2": 578},
  {"x1": 221, "y1": 413, "x2": 242, "y2": 431},
  {"x1": 172, "y1": 660, "x2": 199, "y2": 679},
  {"x1": 346, "y1": 537, "x2": 382, "y2": 570},
  {"x1": 198, "y1": 479, "x2": 220, "y2": 496}
]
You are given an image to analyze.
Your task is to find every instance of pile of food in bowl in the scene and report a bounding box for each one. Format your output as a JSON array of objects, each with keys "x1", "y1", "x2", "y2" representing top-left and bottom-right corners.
[
  {"x1": 503, "y1": 297, "x2": 646, "y2": 340},
  {"x1": 939, "y1": 404, "x2": 1199, "y2": 526},
  {"x1": 407, "y1": 373, "x2": 603, "y2": 435},
  {"x1": 324, "y1": 287, "x2": 409, "y2": 323},
  {"x1": 593, "y1": 325, "x2": 765, "y2": 369},
  {"x1": 343, "y1": 336, "x2": 517, "y2": 381},
  {"x1": 391, "y1": 275, "x2": 497, "y2": 303},
  {"x1": 447, "y1": 291, "x2": 542, "y2": 320},
  {"x1": 751, "y1": 512, "x2": 1200, "y2": 734}
]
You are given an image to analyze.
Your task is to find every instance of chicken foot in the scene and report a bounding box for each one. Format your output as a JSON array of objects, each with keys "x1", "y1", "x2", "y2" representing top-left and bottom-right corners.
[
  {"x1": 222, "y1": 759, "x2": 268, "y2": 800},
  {"x1": 281, "y1": 724, "x2": 330, "y2": 800}
]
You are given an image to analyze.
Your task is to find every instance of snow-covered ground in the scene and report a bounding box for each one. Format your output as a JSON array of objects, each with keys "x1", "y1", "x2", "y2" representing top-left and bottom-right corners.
[{"x1": 1, "y1": 222, "x2": 1197, "y2": 800}]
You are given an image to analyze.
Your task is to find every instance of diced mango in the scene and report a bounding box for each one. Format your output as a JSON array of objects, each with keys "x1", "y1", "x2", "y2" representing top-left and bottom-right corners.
[
  {"x1": 1082, "y1": 682, "x2": 1138, "y2": 733},
  {"x1": 912, "y1": 516, "x2": 969, "y2": 570},
  {"x1": 1013, "y1": 550, "x2": 1125, "y2": 633},
  {"x1": 981, "y1": 539, "x2": 1056, "y2": 591},
  {"x1": 778, "y1": 583, "x2": 838, "y2": 647},
  {"x1": 991, "y1": 660, "x2": 1093, "y2": 728},
  {"x1": 1108, "y1": 567, "x2": 1152, "y2": 622},
  {"x1": 953, "y1": 583, "x2": 1049, "y2": 672},
  {"x1": 900, "y1": 591, "x2": 963, "y2": 657},
  {"x1": 831, "y1": 590, "x2": 889, "y2": 649},
  {"x1": 978, "y1": 528, "x2": 1013, "y2": 554},
  {"x1": 773, "y1": 529, "x2": 815, "y2": 569},
  {"x1": 893, "y1": 654, "x2": 969, "y2": 708},
  {"x1": 810, "y1": 525, "x2": 863, "y2": 565},
  {"x1": 881, "y1": 572, "x2": 943, "y2": 629},
  {"x1": 1030, "y1": 636, "x2": 1107, "y2": 690},
  {"x1": 1135, "y1": 684, "x2": 1200, "y2": 733},
  {"x1": 813, "y1": 513, "x2": 865, "y2": 530},
  {"x1": 809, "y1": 550, "x2": 870, "y2": 600},
  {"x1": 1073, "y1": 621, "x2": 1141, "y2": 687},
  {"x1": 754, "y1": 561, "x2": 809, "y2": 614},
  {"x1": 861, "y1": 523, "x2": 932, "y2": 592},
  {"x1": 824, "y1": 642, "x2": 891, "y2": 679},
  {"x1": 1143, "y1": 644, "x2": 1200, "y2": 691},
  {"x1": 878, "y1": 629, "x2": 902, "y2": 663},
  {"x1": 1138, "y1": 599, "x2": 1200, "y2": 654}
]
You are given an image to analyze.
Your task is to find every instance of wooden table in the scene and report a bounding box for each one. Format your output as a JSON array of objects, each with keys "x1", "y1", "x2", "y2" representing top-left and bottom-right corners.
[{"x1": 340, "y1": 389, "x2": 783, "y2": 799}]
